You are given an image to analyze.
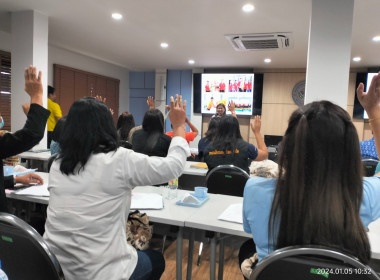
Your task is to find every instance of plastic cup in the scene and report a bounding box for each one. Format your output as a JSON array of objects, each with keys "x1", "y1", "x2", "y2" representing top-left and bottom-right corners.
[{"x1": 194, "y1": 186, "x2": 208, "y2": 198}]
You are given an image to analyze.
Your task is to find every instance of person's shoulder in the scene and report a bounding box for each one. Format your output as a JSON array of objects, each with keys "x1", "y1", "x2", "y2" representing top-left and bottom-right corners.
[{"x1": 245, "y1": 177, "x2": 277, "y2": 192}]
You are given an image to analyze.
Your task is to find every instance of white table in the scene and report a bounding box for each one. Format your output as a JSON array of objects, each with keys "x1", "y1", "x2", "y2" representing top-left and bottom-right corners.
[
  {"x1": 132, "y1": 186, "x2": 201, "y2": 280},
  {"x1": 18, "y1": 151, "x2": 52, "y2": 172},
  {"x1": 184, "y1": 194, "x2": 250, "y2": 280}
]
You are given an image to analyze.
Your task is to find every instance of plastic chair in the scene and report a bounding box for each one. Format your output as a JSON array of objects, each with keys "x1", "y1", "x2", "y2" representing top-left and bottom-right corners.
[
  {"x1": 0, "y1": 212, "x2": 65, "y2": 279},
  {"x1": 362, "y1": 159, "x2": 379, "y2": 177},
  {"x1": 250, "y1": 245, "x2": 380, "y2": 280},
  {"x1": 206, "y1": 164, "x2": 250, "y2": 197}
]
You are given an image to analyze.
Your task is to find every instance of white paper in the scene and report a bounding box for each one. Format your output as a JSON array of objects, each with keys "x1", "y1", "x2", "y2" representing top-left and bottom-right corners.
[
  {"x1": 15, "y1": 184, "x2": 50, "y2": 197},
  {"x1": 218, "y1": 203, "x2": 243, "y2": 224},
  {"x1": 131, "y1": 193, "x2": 163, "y2": 209}
]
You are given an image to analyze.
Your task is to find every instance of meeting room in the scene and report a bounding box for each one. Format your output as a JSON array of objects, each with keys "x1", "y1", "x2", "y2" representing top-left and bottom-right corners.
[{"x1": 1, "y1": 0, "x2": 380, "y2": 279}]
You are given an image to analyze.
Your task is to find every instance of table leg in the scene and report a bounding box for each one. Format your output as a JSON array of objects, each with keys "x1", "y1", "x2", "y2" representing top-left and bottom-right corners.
[
  {"x1": 176, "y1": 227, "x2": 183, "y2": 280},
  {"x1": 186, "y1": 229, "x2": 195, "y2": 280},
  {"x1": 210, "y1": 234, "x2": 216, "y2": 280},
  {"x1": 218, "y1": 237, "x2": 225, "y2": 280}
]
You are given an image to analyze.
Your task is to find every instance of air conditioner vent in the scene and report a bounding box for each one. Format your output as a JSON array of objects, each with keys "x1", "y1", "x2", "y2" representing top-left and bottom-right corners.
[{"x1": 225, "y1": 32, "x2": 293, "y2": 51}]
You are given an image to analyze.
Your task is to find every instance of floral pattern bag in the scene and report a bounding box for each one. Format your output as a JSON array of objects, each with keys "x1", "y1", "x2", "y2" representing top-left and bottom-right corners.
[{"x1": 126, "y1": 210, "x2": 153, "y2": 250}]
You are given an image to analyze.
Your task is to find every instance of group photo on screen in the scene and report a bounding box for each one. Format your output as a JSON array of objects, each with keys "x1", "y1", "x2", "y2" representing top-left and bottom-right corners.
[{"x1": 201, "y1": 73, "x2": 254, "y2": 116}]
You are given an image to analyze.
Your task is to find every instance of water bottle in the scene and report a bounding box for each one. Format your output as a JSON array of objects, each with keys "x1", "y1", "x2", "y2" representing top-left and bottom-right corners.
[
  {"x1": 168, "y1": 178, "x2": 179, "y2": 200},
  {"x1": 0, "y1": 260, "x2": 8, "y2": 280}
]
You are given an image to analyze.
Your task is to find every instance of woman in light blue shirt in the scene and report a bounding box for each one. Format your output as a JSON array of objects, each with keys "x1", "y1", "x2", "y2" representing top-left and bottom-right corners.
[{"x1": 241, "y1": 72, "x2": 380, "y2": 278}]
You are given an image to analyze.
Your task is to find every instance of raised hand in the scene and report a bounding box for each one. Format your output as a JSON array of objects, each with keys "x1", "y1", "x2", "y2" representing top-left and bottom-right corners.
[
  {"x1": 250, "y1": 115, "x2": 262, "y2": 134},
  {"x1": 357, "y1": 72, "x2": 380, "y2": 119},
  {"x1": 169, "y1": 94, "x2": 187, "y2": 138},
  {"x1": 24, "y1": 66, "x2": 43, "y2": 106},
  {"x1": 147, "y1": 96, "x2": 155, "y2": 109}
]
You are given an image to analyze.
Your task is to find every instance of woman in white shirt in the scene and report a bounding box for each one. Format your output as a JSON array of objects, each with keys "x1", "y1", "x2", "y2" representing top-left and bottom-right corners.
[{"x1": 43, "y1": 95, "x2": 190, "y2": 280}]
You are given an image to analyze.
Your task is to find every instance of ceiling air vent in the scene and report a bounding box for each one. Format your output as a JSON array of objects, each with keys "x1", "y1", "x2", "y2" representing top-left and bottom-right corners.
[{"x1": 225, "y1": 32, "x2": 293, "y2": 51}]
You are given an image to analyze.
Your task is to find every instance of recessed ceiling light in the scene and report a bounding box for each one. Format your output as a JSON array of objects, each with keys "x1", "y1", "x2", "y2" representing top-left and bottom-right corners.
[
  {"x1": 112, "y1": 13, "x2": 123, "y2": 20},
  {"x1": 242, "y1": 4, "x2": 255, "y2": 13},
  {"x1": 188, "y1": 60, "x2": 195, "y2": 65},
  {"x1": 264, "y1": 58, "x2": 271, "y2": 63},
  {"x1": 160, "y1": 42, "x2": 169, "y2": 48},
  {"x1": 372, "y1": 36, "x2": 380, "y2": 42},
  {"x1": 352, "y1": 57, "x2": 361, "y2": 62}
]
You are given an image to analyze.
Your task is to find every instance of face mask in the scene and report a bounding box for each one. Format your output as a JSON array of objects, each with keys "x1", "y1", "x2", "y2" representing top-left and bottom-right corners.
[{"x1": 0, "y1": 117, "x2": 4, "y2": 129}]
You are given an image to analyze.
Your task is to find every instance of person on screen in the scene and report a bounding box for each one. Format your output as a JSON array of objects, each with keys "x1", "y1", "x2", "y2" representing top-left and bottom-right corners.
[
  {"x1": 247, "y1": 78, "x2": 253, "y2": 92},
  {"x1": 239, "y1": 72, "x2": 380, "y2": 279},
  {"x1": 205, "y1": 81, "x2": 211, "y2": 92},
  {"x1": 228, "y1": 80, "x2": 233, "y2": 92},
  {"x1": 44, "y1": 95, "x2": 190, "y2": 280},
  {"x1": 233, "y1": 80, "x2": 238, "y2": 92},
  {"x1": 0, "y1": 66, "x2": 50, "y2": 212},
  {"x1": 219, "y1": 79, "x2": 226, "y2": 92},
  {"x1": 204, "y1": 115, "x2": 268, "y2": 174}
]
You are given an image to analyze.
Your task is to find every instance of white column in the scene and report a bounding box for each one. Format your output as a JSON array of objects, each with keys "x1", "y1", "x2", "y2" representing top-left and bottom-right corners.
[
  {"x1": 305, "y1": 0, "x2": 354, "y2": 109},
  {"x1": 11, "y1": 10, "x2": 48, "y2": 150}
]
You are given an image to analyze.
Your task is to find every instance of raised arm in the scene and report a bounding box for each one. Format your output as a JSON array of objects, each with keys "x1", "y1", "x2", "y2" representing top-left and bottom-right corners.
[
  {"x1": 0, "y1": 66, "x2": 50, "y2": 159},
  {"x1": 147, "y1": 96, "x2": 155, "y2": 110},
  {"x1": 185, "y1": 116, "x2": 199, "y2": 138},
  {"x1": 357, "y1": 72, "x2": 380, "y2": 160},
  {"x1": 228, "y1": 100, "x2": 237, "y2": 118},
  {"x1": 250, "y1": 115, "x2": 268, "y2": 161}
]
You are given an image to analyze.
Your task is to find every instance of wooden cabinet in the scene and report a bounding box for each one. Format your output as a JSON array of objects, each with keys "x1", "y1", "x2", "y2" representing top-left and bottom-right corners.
[{"x1": 54, "y1": 64, "x2": 120, "y2": 123}]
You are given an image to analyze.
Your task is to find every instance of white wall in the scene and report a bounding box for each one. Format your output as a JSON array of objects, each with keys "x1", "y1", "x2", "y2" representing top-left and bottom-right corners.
[{"x1": 0, "y1": 31, "x2": 130, "y2": 114}]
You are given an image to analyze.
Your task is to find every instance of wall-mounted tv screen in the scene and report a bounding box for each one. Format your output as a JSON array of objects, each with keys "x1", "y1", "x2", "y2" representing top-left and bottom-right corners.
[
  {"x1": 353, "y1": 72, "x2": 377, "y2": 120},
  {"x1": 200, "y1": 73, "x2": 255, "y2": 116}
]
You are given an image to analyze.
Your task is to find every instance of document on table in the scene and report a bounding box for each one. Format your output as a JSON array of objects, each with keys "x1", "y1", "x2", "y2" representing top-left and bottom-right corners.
[
  {"x1": 131, "y1": 193, "x2": 164, "y2": 210},
  {"x1": 15, "y1": 183, "x2": 50, "y2": 197},
  {"x1": 218, "y1": 203, "x2": 243, "y2": 224}
]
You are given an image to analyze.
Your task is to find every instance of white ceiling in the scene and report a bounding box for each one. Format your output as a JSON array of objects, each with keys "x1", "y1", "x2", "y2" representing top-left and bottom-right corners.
[{"x1": 0, "y1": 0, "x2": 379, "y2": 71}]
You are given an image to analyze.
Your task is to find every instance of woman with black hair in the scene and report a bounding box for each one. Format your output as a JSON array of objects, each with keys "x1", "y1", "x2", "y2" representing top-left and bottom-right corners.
[
  {"x1": 117, "y1": 112, "x2": 135, "y2": 141},
  {"x1": 240, "y1": 72, "x2": 380, "y2": 279},
  {"x1": 44, "y1": 95, "x2": 190, "y2": 280},
  {"x1": 132, "y1": 108, "x2": 171, "y2": 157},
  {"x1": 198, "y1": 117, "x2": 221, "y2": 161},
  {"x1": 204, "y1": 115, "x2": 268, "y2": 173}
]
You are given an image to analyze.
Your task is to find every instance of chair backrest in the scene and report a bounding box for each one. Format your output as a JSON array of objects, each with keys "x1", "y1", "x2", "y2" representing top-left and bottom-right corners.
[
  {"x1": 205, "y1": 164, "x2": 250, "y2": 197},
  {"x1": 250, "y1": 245, "x2": 380, "y2": 280},
  {"x1": 362, "y1": 159, "x2": 379, "y2": 177},
  {"x1": 0, "y1": 213, "x2": 65, "y2": 280}
]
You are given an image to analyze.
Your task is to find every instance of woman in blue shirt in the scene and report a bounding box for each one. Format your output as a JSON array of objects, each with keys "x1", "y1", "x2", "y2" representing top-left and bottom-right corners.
[{"x1": 241, "y1": 72, "x2": 380, "y2": 278}]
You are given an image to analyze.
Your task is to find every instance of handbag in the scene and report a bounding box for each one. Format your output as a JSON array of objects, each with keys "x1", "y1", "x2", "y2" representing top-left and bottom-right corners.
[{"x1": 126, "y1": 210, "x2": 153, "y2": 250}]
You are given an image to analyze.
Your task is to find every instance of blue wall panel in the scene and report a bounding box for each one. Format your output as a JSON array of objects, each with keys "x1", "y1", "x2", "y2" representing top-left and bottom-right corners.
[
  {"x1": 129, "y1": 72, "x2": 145, "y2": 89},
  {"x1": 144, "y1": 72, "x2": 155, "y2": 89}
]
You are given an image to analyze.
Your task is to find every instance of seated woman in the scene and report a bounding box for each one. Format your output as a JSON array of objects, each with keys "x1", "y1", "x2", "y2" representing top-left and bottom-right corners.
[
  {"x1": 132, "y1": 109, "x2": 172, "y2": 157},
  {"x1": 117, "y1": 111, "x2": 135, "y2": 148},
  {"x1": 50, "y1": 117, "x2": 66, "y2": 155},
  {"x1": 204, "y1": 115, "x2": 268, "y2": 173},
  {"x1": 240, "y1": 72, "x2": 380, "y2": 279},
  {"x1": 198, "y1": 117, "x2": 221, "y2": 161},
  {"x1": 43, "y1": 95, "x2": 190, "y2": 280}
]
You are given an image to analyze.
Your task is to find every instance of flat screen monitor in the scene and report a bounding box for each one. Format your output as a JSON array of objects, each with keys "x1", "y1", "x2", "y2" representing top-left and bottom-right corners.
[{"x1": 200, "y1": 73, "x2": 254, "y2": 116}]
